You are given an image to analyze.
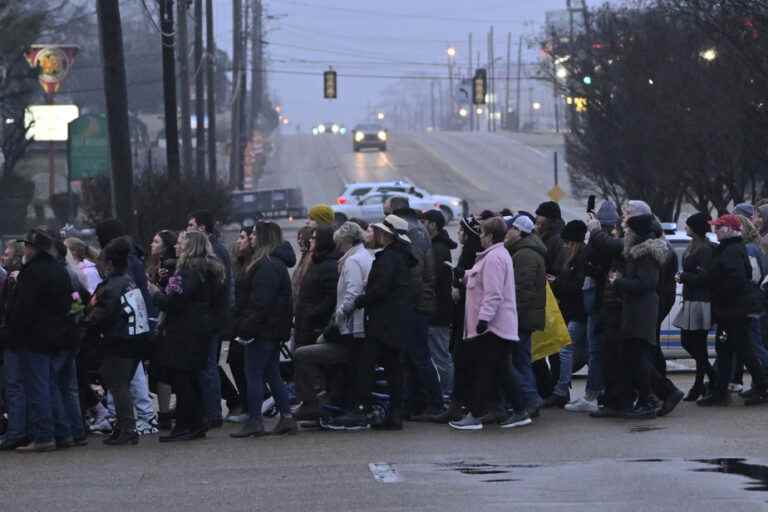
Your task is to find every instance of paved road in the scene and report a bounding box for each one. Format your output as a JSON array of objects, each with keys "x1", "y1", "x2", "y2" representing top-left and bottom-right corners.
[
  {"x1": 2, "y1": 376, "x2": 768, "y2": 511},
  {"x1": 259, "y1": 131, "x2": 585, "y2": 219}
]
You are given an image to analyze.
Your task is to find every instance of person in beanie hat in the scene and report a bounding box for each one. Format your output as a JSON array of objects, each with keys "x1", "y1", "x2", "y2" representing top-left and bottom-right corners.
[
  {"x1": 596, "y1": 200, "x2": 620, "y2": 228},
  {"x1": 561, "y1": 220, "x2": 587, "y2": 244},
  {"x1": 680, "y1": 214, "x2": 768, "y2": 406},
  {"x1": 308, "y1": 204, "x2": 335, "y2": 227},
  {"x1": 535, "y1": 201, "x2": 562, "y2": 222},
  {"x1": 624, "y1": 200, "x2": 652, "y2": 219},
  {"x1": 674, "y1": 212, "x2": 716, "y2": 401},
  {"x1": 733, "y1": 203, "x2": 755, "y2": 219}
]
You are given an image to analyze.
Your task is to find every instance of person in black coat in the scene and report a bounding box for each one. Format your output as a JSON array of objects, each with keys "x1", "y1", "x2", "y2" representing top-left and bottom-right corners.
[
  {"x1": 674, "y1": 213, "x2": 716, "y2": 401},
  {"x1": 6, "y1": 230, "x2": 73, "y2": 452},
  {"x1": 325, "y1": 215, "x2": 417, "y2": 431},
  {"x1": 154, "y1": 231, "x2": 226, "y2": 442},
  {"x1": 85, "y1": 238, "x2": 151, "y2": 446},
  {"x1": 679, "y1": 214, "x2": 768, "y2": 406},
  {"x1": 294, "y1": 225, "x2": 339, "y2": 348},
  {"x1": 230, "y1": 222, "x2": 297, "y2": 438}
]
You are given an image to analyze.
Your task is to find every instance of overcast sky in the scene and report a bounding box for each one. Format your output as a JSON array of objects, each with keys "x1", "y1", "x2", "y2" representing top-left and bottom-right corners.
[{"x1": 214, "y1": 0, "x2": 608, "y2": 130}]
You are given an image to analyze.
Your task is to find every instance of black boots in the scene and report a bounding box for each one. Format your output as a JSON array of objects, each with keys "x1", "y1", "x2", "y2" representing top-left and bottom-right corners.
[
  {"x1": 230, "y1": 419, "x2": 266, "y2": 438},
  {"x1": 103, "y1": 429, "x2": 139, "y2": 446}
]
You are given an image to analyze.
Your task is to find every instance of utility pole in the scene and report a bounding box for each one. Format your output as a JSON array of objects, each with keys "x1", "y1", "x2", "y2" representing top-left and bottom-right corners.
[
  {"x1": 177, "y1": 0, "x2": 193, "y2": 178},
  {"x1": 194, "y1": 0, "x2": 205, "y2": 180},
  {"x1": 205, "y1": 0, "x2": 216, "y2": 184},
  {"x1": 159, "y1": 0, "x2": 180, "y2": 181},
  {"x1": 515, "y1": 35, "x2": 523, "y2": 131},
  {"x1": 487, "y1": 30, "x2": 492, "y2": 132},
  {"x1": 505, "y1": 32, "x2": 511, "y2": 131},
  {"x1": 97, "y1": 0, "x2": 134, "y2": 231},
  {"x1": 468, "y1": 33, "x2": 474, "y2": 132},
  {"x1": 251, "y1": 0, "x2": 263, "y2": 131},
  {"x1": 490, "y1": 25, "x2": 496, "y2": 132},
  {"x1": 430, "y1": 80, "x2": 436, "y2": 130},
  {"x1": 230, "y1": 0, "x2": 242, "y2": 188}
]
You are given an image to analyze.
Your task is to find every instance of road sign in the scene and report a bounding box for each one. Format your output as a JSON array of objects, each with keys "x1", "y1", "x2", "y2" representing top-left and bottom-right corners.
[
  {"x1": 67, "y1": 114, "x2": 110, "y2": 180},
  {"x1": 548, "y1": 185, "x2": 566, "y2": 203}
]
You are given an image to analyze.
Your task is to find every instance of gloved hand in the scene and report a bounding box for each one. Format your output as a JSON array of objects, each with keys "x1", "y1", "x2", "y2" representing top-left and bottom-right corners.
[{"x1": 476, "y1": 320, "x2": 489, "y2": 335}]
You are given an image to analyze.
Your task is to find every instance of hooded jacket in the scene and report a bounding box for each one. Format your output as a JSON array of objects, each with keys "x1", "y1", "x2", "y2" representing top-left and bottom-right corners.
[
  {"x1": 431, "y1": 228, "x2": 458, "y2": 326},
  {"x1": 294, "y1": 246, "x2": 340, "y2": 346},
  {"x1": 356, "y1": 241, "x2": 417, "y2": 348},
  {"x1": 612, "y1": 234, "x2": 668, "y2": 345},
  {"x1": 506, "y1": 234, "x2": 547, "y2": 332},
  {"x1": 538, "y1": 218, "x2": 568, "y2": 277},
  {"x1": 394, "y1": 208, "x2": 436, "y2": 316},
  {"x1": 551, "y1": 249, "x2": 587, "y2": 323},
  {"x1": 464, "y1": 242, "x2": 519, "y2": 341},
  {"x1": 234, "y1": 243, "x2": 295, "y2": 344}
]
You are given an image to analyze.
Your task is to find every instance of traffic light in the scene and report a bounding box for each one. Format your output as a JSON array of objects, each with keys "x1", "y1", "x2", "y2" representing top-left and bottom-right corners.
[
  {"x1": 473, "y1": 68, "x2": 487, "y2": 105},
  {"x1": 324, "y1": 69, "x2": 337, "y2": 99}
]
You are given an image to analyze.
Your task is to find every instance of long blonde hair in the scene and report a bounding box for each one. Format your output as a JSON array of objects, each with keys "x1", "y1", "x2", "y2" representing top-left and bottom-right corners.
[
  {"x1": 177, "y1": 231, "x2": 224, "y2": 283},
  {"x1": 248, "y1": 222, "x2": 282, "y2": 269},
  {"x1": 64, "y1": 237, "x2": 100, "y2": 263},
  {"x1": 737, "y1": 215, "x2": 760, "y2": 245}
]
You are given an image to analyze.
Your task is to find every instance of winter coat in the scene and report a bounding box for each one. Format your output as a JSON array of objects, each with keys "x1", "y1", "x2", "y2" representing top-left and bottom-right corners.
[
  {"x1": 505, "y1": 234, "x2": 546, "y2": 333},
  {"x1": 294, "y1": 249, "x2": 340, "y2": 346},
  {"x1": 127, "y1": 243, "x2": 155, "y2": 318},
  {"x1": 585, "y1": 229, "x2": 626, "y2": 327},
  {"x1": 335, "y1": 243, "x2": 374, "y2": 337},
  {"x1": 612, "y1": 235, "x2": 668, "y2": 345},
  {"x1": 539, "y1": 218, "x2": 568, "y2": 277},
  {"x1": 154, "y1": 262, "x2": 226, "y2": 371},
  {"x1": 85, "y1": 271, "x2": 150, "y2": 359},
  {"x1": 552, "y1": 250, "x2": 587, "y2": 323},
  {"x1": 680, "y1": 236, "x2": 761, "y2": 322},
  {"x1": 394, "y1": 208, "x2": 436, "y2": 316},
  {"x1": 680, "y1": 239, "x2": 714, "y2": 303},
  {"x1": 211, "y1": 233, "x2": 235, "y2": 309},
  {"x1": 431, "y1": 229, "x2": 457, "y2": 326},
  {"x1": 464, "y1": 242, "x2": 519, "y2": 341},
  {"x1": 233, "y1": 244, "x2": 294, "y2": 344},
  {"x1": 7, "y1": 251, "x2": 75, "y2": 353},
  {"x1": 356, "y1": 241, "x2": 416, "y2": 348}
]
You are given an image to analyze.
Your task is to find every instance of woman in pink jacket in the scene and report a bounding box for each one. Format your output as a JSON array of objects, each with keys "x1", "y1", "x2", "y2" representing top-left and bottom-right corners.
[{"x1": 450, "y1": 217, "x2": 532, "y2": 431}]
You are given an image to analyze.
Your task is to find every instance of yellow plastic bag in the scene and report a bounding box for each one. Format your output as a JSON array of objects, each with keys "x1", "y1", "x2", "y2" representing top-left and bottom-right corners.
[{"x1": 532, "y1": 282, "x2": 571, "y2": 361}]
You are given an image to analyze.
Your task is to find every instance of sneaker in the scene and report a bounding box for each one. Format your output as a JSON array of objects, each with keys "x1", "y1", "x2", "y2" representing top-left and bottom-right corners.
[
  {"x1": 696, "y1": 393, "x2": 730, "y2": 407},
  {"x1": 565, "y1": 397, "x2": 599, "y2": 413},
  {"x1": 0, "y1": 437, "x2": 31, "y2": 451},
  {"x1": 270, "y1": 415, "x2": 298, "y2": 435},
  {"x1": 230, "y1": 420, "x2": 266, "y2": 438},
  {"x1": 478, "y1": 408, "x2": 508, "y2": 425},
  {"x1": 589, "y1": 406, "x2": 630, "y2": 418},
  {"x1": 500, "y1": 411, "x2": 532, "y2": 429},
  {"x1": 658, "y1": 389, "x2": 685, "y2": 417},
  {"x1": 429, "y1": 402, "x2": 464, "y2": 424},
  {"x1": 321, "y1": 411, "x2": 370, "y2": 431},
  {"x1": 449, "y1": 413, "x2": 483, "y2": 431},
  {"x1": 224, "y1": 413, "x2": 250, "y2": 424},
  {"x1": 623, "y1": 401, "x2": 657, "y2": 420},
  {"x1": 103, "y1": 430, "x2": 139, "y2": 446},
  {"x1": 136, "y1": 424, "x2": 159, "y2": 436},
  {"x1": 728, "y1": 383, "x2": 744, "y2": 393},
  {"x1": 89, "y1": 417, "x2": 113, "y2": 434}
]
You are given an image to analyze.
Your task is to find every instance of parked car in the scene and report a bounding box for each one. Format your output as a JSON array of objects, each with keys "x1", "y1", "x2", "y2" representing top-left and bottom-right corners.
[
  {"x1": 229, "y1": 188, "x2": 306, "y2": 224},
  {"x1": 336, "y1": 180, "x2": 468, "y2": 221}
]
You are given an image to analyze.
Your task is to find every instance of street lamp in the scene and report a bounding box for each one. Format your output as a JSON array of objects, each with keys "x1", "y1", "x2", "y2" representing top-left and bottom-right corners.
[
  {"x1": 459, "y1": 108, "x2": 468, "y2": 117},
  {"x1": 532, "y1": 102, "x2": 542, "y2": 111},
  {"x1": 476, "y1": 107, "x2": 484, "y2": 115},
  {"x1": 700, "y1": 48, "x2": 718, "y2": 62},
  {"x1": 377, "y1": 112, "x2": 385, "y2": 121},
  {"x1": 446, "y1": 47, "x2": 457, "y2": 58},
  {"x1": 556, "y1": 67, "x2": 568, "y2": 79}
]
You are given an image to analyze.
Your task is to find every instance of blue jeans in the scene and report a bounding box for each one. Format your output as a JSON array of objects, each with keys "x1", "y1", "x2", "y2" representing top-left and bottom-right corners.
[
  {"x1": 750, "y1": 316, "x2": 768, "y2": 368},
  {"x1": 22, "y1": 351, "x2": 54, "y2": 443},
  {"x1": 509, "y1": 330, "x2": 541, "y2": 408},
  {"x1": 3, "y1": 349, "x2": 27, "y2": 441},
  {"x1": 427, "y1": 326, "x2": 454, "y2": 398},
  {"x1": 554, "y1": 321, "x2": 588, "y2": 397},
  {"x1": 106, "y1": 361, "x2": 155, "y2": 428},
  {"x1": 244, "y1": 341, "x2": 291, "y2": 421},
  {"x1": 584, "y1": 288, "x2": 605, "y2": 399},
  {"x1": 402, "y1": 312, "x2": 444, "y2": 412},
  {"x1": 51, "y1": 350, "x2": 84, "y2": 440},
  {"x1": 197, "y1": 337, "x2": 223, "y2": 422}
]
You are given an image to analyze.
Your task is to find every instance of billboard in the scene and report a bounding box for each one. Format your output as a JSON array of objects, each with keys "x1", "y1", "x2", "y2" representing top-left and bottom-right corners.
[{"x1": 25, "y1": 104, "x2": 80, "y2": 141}]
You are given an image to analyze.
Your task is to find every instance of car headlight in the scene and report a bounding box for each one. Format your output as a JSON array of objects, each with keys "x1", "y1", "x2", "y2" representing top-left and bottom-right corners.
[
  {"x1": 312, "y1": 128, "x2": 319, "y2": 136},
  {"x1": 378, "y1": 131, "x2": 387, "y2": 141},
  {"x1": 331, "y1": 124, "x2": 340, "y2": 134},
  {"x1": 354, "y1": 131, "x2": 365, "y2": 142},
  {"x1": 318, "y1": 124, "x2": 326, "y2": 134}
]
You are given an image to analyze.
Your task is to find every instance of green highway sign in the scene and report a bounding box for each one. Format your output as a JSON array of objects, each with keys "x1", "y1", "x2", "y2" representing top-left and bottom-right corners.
[{"x1": 67, "y1": 114, "x2": 110, "y2": 180}]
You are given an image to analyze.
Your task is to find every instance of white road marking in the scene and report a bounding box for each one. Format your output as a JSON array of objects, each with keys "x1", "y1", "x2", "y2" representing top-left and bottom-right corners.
[
  {"x1": 507, "y1": 136, "x2": 548, "y2": 158},
  {"x1": 369, "y1": 463, "x2": 403, "y2": 483}
]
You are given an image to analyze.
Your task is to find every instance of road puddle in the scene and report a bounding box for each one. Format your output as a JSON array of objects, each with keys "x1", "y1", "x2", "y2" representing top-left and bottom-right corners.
[{"x1": 691, "y1": 458, "x2": 768, "y2": 492}]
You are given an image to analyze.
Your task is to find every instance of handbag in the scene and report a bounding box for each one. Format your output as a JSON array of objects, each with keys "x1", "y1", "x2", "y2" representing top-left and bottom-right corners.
[{"x1": 532, "y1": 282, "x2": 571, "y2": 361}]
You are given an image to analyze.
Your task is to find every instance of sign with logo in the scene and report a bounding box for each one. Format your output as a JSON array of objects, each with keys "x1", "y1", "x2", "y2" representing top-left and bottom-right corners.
[
  {"x1": 24, "y1": 45, "x2": 79, "y2": 95},
  {"x1": 25, "y1": 104, "x2": 80, "y2": 141},
  {"x1": 67, "y1": 114, "x2": 110, "y2": 180}
]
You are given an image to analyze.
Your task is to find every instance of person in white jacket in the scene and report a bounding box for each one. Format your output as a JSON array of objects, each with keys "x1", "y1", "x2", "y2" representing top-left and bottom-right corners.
[{"x1": 293, "y1": 222, "x2": 373, "y2": 422}]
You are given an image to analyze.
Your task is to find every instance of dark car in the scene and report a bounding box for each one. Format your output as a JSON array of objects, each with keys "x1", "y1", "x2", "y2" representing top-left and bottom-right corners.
[
  {"x1": 229, "y1": 188, "x2": 306, "y2": 224},
  {"x1": 352, "y1": 123, "x2": 387, "y2": 152}
]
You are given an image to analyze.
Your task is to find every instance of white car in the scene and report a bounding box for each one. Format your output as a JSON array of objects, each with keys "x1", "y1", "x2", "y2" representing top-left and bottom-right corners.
[
  {"x1": 335, "y1": 181, "x2": 466, "y2": 222},
  {"x1": 332, "y1": 191, "x2": 462, "y2": 225}
]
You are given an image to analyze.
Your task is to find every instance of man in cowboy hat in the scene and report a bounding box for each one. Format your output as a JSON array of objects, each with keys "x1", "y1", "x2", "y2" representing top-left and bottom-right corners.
[
  {"x1": 323, "y1": 215, "x2": 417, "y2": 431},
  {"x1": 6, "y1": 229, "x2": 74, "y2": 452}
]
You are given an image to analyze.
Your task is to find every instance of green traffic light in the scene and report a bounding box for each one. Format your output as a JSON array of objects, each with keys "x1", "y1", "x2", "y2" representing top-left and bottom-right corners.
[{"x1": 583, "y1": 76, "x2": 592, "y2": 85}]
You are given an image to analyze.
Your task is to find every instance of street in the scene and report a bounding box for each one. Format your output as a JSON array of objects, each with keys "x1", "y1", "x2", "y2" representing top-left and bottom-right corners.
[
  {"x1": 2, "y1": 376, "x2": 768, "y2": 511},
  {"x1": 259, "y1": 131, "x2": 584, "y2": 220}
]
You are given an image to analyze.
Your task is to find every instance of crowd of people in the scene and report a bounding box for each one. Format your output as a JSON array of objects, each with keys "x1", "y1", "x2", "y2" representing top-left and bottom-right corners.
[{"x1": 1, "y1": 196, "x2": 767, "y2": 451}]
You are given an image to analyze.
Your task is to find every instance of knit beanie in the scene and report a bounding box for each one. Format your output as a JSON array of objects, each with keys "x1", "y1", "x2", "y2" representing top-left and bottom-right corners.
[
  {"x1": 460, "y1": 216, "x2": 481, "y2": 238},
  {"x1": 308, "y1": 204, "x2": 334, "y2": 225},
  {"x1": 562, "y1": 220, "x2": 588, "y2": 242},
  {"x1": 625, "y1": 200, "x2": 652, "y2": 219},
  {"x1": 733, "y1": 202, "x2": 755, "y2": 219},
  {"x1": 422, "y1": 209, "x2": 446, "y2": 230},
  {"x1": 535, "y1": 201, "x2": 562, "y2": 221},
  {"x1": 596, "y1": 200, "x2": 619, "y2": 226},
  {"x1": 685, "y1": 212, "x2": 711, "y2": 238},
  {"x1": 626, "y1": 214, "x2": 654, "y2": 238}
]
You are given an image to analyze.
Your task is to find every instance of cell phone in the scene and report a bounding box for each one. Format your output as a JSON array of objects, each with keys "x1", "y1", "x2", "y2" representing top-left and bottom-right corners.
[{"x1": 587, "y1": 195, "x2": 596, "y2": 214}]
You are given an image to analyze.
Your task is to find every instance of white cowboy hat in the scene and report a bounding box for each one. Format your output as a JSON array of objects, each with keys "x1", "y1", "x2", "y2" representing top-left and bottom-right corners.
[{"x1": 372, "y1": 214, "x2": 412, "y2": 244}]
